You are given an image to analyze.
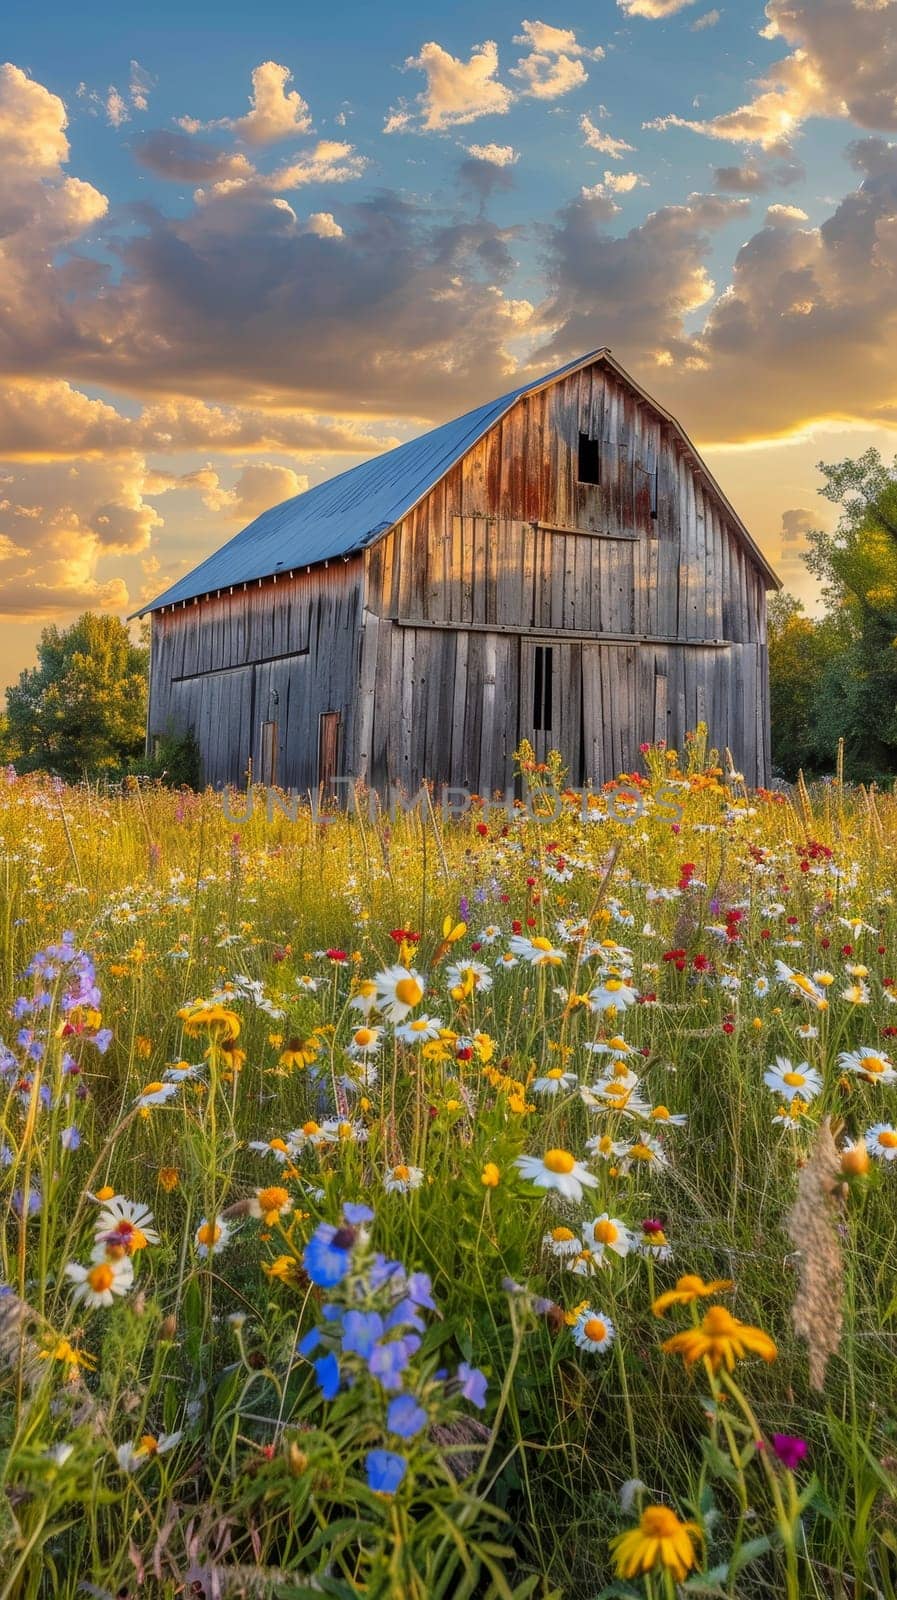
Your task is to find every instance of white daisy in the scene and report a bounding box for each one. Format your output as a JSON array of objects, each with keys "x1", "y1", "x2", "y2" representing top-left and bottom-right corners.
[
  {"x1": 865, "y1": 1123, "x2": 897, "y2": 1162},
  {"x1": 320, "y1": 1118, "x2": 368, "y2": 1144},
  {"x1": 542, "y1": 1225, "x2": 582, "y2": 1258},
  {"x1": 65, "y1": 1255, "x2": 134, "y2": 1308},
  {"x1": 588, "y1": 976, "x2": 639, "y2": 1013},
  {"x1": 446, "y1": 960, "x2": 493, "y2": 995},
  {"x1": 567, "y1": 1248, "x2": 600, "y2": 1276},
  {"x1": 287, "y1": 1120, "x2": 327, "y2": 1153},
  {"x1": 349, "y1": 978, "x2": 379, "y2": 1017},
  {"x1": 570, "y1": 1307, "x2": 616, "y2": 1353},
  {"x1": 508, "y1": 934, "x2": 565, "y2": 966},
  {"x1": 647, "y1": 1104, "x2": 688, "y2": 1128},
  {"x1": 348, "y1": 1024, "x2": 383, "y2": 1057},
  {"x1": 841, "y1": 980, "x2": 870, "y2": 1005},
  {"x1": 95, "y1": 1197, "x2": 160, "y2": 1251},
  {"x1": 478, "y1": 926, "x2": 502, "y2": 945},
  {"x1": 295, "y1": 974, "x2": 319, "y2": 993},
  {"x1": 133, "y1": 1081, "x2": 178, "y2": 1109},
  {"x1": 585, "y1": 1131, "x2": 626, "y2": 1162},
  {"x1": 116, "y1": 1431, "x2": 182, "y2": 1472},
  {"x1": 532, "y1": 1067, "x2": 578, "y2": 1096},
  {"x1": 495, "y1": 951, "x2": 519, "y2": 970},
  {"x1": 395, "y1": 1015, "x2": 444, "y2": 1044},
  {"x1": 247, "y1": 1137, "x2": 292, "y2": 1162},
  {"x1": 582, "y1": 1213, "x2": 634, "y2": 1262},
  {"x1": 839, "y1": 1047, "x2": 896, "y2": 1084},
  {"x1": 373, "y1": 966, "x2": 426, "y2": 1022},
  {"x1": 384, "y1": 1163, "x2": 424, "y2": 1193},
  {"x1": 195, "y1": 1215, "x2": 231, "y2": 1257},
  {"x1": 515, "y1": 1149, "x2": 598, "y2": 1203},
  {"x1": 763, "y1": 1058, "x2": 822, "y2": 1102}
]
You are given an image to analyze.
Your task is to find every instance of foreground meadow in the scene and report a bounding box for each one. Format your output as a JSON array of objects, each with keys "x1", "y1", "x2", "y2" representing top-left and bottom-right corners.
[{"x1": 1, "y1": 734, "x2": 896, "y2": 1598}]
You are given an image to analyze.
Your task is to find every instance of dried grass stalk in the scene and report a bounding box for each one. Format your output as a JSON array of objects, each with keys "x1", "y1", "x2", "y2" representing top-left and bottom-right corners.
[{"x1": 785, "y1": 1116, "x2": 844, "y2": 1391}]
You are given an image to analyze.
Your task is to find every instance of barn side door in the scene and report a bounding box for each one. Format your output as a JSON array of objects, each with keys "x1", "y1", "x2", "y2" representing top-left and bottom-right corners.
[{"x1": 519, "y1": 640, "x2": 582, "y2": 781}]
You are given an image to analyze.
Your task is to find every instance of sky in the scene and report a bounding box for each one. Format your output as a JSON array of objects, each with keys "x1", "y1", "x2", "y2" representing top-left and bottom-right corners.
[{"x1": 3, "y1": 0, "x2": 897, "y2": 689}]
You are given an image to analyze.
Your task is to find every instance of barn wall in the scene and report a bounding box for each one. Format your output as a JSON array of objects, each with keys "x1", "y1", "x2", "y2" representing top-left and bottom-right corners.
[
  {"x1": 355, "y1": 624, "x2": 768, "y2": 795},
  {"x1": 361, "y1": 360, "x2": 772, "y2": 787},
  {"x1": 149, "y1": 560, "x2": 363, "y2": 789}
]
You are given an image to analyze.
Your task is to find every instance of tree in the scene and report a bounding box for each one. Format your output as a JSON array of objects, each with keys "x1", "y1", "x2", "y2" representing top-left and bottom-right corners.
[
  {"x1": 4, "y1": 613, "x2": 148, "y2": 780},
  {"x1": 766, "y1": 593, "x2": 844, "y2": 779},
  {"x1": 802, "y1": 449, "x2": 897, "y2": 780}
]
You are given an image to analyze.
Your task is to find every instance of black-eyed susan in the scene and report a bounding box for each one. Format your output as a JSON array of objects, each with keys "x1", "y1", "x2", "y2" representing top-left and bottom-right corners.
[
  {"x1": 279, "y1": 1035, "x2": 321, "y2": 1069},
  {"x1": 610, "y1": 1504, "x2": 701, "y2": 1582},
  {"x1": 662, "y1": 1304, "x2": 777, "y2": 1371},
  {"x1": 652, "y1": 1274, "x2": 735, "y2": 1317}
]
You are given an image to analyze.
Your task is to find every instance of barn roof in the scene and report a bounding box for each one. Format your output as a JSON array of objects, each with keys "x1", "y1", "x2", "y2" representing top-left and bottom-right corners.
[{"x1": 139, "y1": 348, "x2": 777, "y2": 614}]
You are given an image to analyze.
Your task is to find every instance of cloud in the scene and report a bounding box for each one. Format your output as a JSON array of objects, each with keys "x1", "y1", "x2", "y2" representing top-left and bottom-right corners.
[
  {"x1": 0, "y1": 63, "x2": 69, "y2": 172},
  {"x1": 387, "y1": 39, "x2": 513, "y2": 132},
  {"x1": 181, "y1": 61, "x2": 313, "y2": 146},
  {"x1": 510, "y1": 19, "x2": 604, "y2": 101},
  {"x1": 647, "y1": 0, "x2": 897, "y2": 148},
  {"x1": 465, "y1": 142, "x2": 519, "y2": 166},
  {"x1": 713, "y1": 157, "x2": 806, "y2": 192},
  {"x1": 617, "y1": 0, "x2": 700, "y2": 16},
  {"x1": 533, "y1": 190, "x2": 748, "y2": 368},
  {"x1": 0, "y1": 451, "x2": 167, "y2": 619},
  {"x1": 195, "y1": 140, "x2": 367, "y2": 199},
  {"x1": 649, "y1": 137, "x2": 897, "y2": 441},
  {"x1": 304, "y1": 210, "x2": 344, "y2": 237},
  {"x1": 580, "y1": 114, "x2": 636, "y2": 158},
  {"x1": 691, "y1": 9, "x2": 721, "y2": 29},
  {"x1": 764, "y1": 202, "x2": 809, "y2": 224},
  {"x1": 582, "y1": 170, "x2": 647, "y2": 197},
  {"x1": 0, "y1": 379, "x2": 401, "y2": 462},
  {"x1": 105, "y1": 87, "x2": 129, "y2": 128},
  {"x1": 135, "y1": 130, "x2": 257, "y2": 183},
  {"x1": 168, "y1": 461, "x2": 310, "y2": 518},
  {"x1": 129, "y1": 61, "x2": 154, "y2": 113}
]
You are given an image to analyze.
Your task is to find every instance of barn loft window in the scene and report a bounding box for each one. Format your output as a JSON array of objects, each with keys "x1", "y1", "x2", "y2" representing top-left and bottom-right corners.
[
  {"x1": 533, "y1": 646, "x2": 553, "y2": 732},
  {"x1": 577, "y1": 432, "x2": 601, "y2": 485}
]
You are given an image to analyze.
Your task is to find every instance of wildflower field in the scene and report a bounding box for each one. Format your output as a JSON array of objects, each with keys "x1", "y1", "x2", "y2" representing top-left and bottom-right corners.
[{"x1": 2, "y1": 732, "x2": 897, "y2": 1599}]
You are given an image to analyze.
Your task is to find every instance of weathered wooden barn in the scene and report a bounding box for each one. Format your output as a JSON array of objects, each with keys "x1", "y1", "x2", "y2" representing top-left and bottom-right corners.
[{"x1": 139, "y1": 349, "x2": 779, "y2": 794}]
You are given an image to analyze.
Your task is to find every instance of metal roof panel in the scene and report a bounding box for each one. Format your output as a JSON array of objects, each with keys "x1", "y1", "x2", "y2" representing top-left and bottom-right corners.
[{"x1": 137, "y1": 351, "x2": 600, "y2": 613}]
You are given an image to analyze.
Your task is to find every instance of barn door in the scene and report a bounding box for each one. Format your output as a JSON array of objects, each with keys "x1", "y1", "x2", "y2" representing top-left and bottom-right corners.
[
  {"x1": 519, "y1": 640, "x2": 582, "y2": 782},
  {"x1": 318, "y1": 711, "x2": 341, "y2": 797},
  {"x1": 581, "y1": 643, "x2": 640, "y2": 785}
]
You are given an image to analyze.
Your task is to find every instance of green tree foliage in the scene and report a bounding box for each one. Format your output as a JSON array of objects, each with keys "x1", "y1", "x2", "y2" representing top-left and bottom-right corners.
[
  {"x1": 3, "y1": 613, "x2": 148, "y2": 780},
  {"x1": 767, "y1": 593, "x2": 844, "y2": 779},
  {"x1": 770, "y1": 449, "x2": 897, "y2": 782}
]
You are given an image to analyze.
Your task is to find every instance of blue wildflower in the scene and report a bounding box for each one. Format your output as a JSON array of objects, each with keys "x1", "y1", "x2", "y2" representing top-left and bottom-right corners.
[
  {"x1": 342, "y1": 1309, "x2": 385, "y2": 1359},
  {"x1": 369, "y1": 1334, "x2": 419, "y2": 1391},
  {"x1": 343, "y1": 1202, "x2": 374, "y2": 1225},
  {"x1": 365, "y1": 1449, "x2": 407, "y2": 1495},
  {"x1": 387, "y1": 1394, "x2": 428, "y2": 1439},
  {"x1": 456, "y1": 1362, "x2": 488, "y2": 1410},
  {"x1": 303, "y1": 1223, "x2": 353, "y2": 1287},
  {"x1": 406, "y1": 1271, "x2": 436, "y2": 1310},
  {"x1": 60, "y1": 1125, "x2": 80, "y2": 1151},
  {"x1": 297, "y1": 1328, "x2": 320, "y2": 1358},
  {"x1": 313, "y1": 1352, "x2": 341, "y2": 1400}
]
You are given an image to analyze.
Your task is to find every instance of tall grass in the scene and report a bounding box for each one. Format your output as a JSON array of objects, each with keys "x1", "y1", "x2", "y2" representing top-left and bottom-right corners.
[{"x1": 0, "y1": 740, "x2": 896, "y2": 1598}]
